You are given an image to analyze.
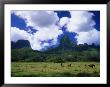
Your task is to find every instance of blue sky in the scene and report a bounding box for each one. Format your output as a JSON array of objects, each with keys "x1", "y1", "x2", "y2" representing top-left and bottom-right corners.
[{"x1": 11, "y1": 11, "x2": 100, "y2": 51}]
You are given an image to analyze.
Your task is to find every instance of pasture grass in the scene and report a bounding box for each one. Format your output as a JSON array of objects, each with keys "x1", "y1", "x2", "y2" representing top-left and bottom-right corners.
[{"x1": 11, "y1": 62, "x2": 100, "y2": 77}]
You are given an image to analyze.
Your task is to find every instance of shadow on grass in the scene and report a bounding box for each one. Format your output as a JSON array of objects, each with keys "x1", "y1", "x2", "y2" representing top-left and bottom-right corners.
[
  {"x1": 49, "y1": 72, "x2": 99, "y2": 77},
  {"x1": 11, "y1": 72, "x2": 100, "y2": 77},
  {"x1": 76, "y1": 72, "x2": 99, "y2": 77},
  {"x1": 47, "y1": 72, "x2": 75, "y2": 77}
]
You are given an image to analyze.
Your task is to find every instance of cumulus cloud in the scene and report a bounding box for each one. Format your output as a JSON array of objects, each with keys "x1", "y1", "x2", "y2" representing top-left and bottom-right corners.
[
  {"x1": 32, "y1": 26, "x2": 63, "y2": 41},
  {"x1": 59, "y1": 17, "x2": 70, "y2": 27},
  {"x1": 11, "y1": 26, "x2": 63, "y2": 51},
  {"x1": 28, "y1": 26, "x2": 63, "y2": 51},
  {"x1": 65, "y1": 11, "x2": 100, "y2": 45},
  {"x1": 11, "y1": 27, "x2": 30, "y2": 42},
  {"x1": 67, "y1": 11, "x2": 96, "y2": 33},
  {"x1": 11, "y1": 11, "x2": 63, "y2": 51},
  {"x1": 75, "y1": 29, "x2": 100, "y2": 45},
  {"x1": 11, "y1": 11, "x2": 100, "y2": 51},
  {"x1": 12, "y1": 11, "x2": 59, "y2": 29}
]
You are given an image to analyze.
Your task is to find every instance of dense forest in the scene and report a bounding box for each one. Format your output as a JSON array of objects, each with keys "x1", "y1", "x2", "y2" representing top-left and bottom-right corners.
[{"x1": 11, "y1": 35, "x2": 100, "y2": 62}]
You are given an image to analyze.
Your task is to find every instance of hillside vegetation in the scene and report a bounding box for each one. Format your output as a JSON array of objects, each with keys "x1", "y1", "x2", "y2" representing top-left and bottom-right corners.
[{"x1": 11, "y1": 35, "x2": 100, "y2": 62}]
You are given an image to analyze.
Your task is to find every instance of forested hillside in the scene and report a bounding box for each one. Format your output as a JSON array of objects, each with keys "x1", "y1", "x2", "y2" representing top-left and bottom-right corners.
[{"x1": 11, "y1": 35, "x2": 100, "y2": 62}]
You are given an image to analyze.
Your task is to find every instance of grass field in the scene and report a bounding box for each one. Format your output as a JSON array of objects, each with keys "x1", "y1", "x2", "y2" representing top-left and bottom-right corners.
[{"x1": 11, "y1": 62, "x2": 100, "y2": 77}]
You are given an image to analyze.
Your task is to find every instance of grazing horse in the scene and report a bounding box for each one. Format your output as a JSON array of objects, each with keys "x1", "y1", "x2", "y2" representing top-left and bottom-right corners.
[
  {"x1": 68, "y1": 64, "x2": 72, "y2": 67},
  {"x1": 85, "y1": 64, "x2": 87, "y2": 67},
  {"x1": 61, "y1": 63, "x2": 64, "y2": 67},
  {"x1": 88, "y1": 64, "x2": 95, "y2": 68}
]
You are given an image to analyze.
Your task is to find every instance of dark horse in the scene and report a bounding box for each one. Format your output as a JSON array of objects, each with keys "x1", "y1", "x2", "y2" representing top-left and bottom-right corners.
[
  {"x1": 61, "y1": 63, "x2": 64, "y2": 67},
  {"x1": 88, "y1": 64, "x2": 95, "y2": 68},
  {"x1": 68, "y1": 64, "x2": 72, "y2": 67}
]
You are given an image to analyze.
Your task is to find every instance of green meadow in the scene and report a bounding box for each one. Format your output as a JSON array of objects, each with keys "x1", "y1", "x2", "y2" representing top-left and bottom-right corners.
[{"x1": 11, "y1": 62, "x2": 100, "y2": 77}]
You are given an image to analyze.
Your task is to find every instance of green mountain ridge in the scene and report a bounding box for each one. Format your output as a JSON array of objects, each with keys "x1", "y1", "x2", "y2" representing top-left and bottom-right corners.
[{"x1": 11, "y1": 35, "x2": 100, "y2": 62}]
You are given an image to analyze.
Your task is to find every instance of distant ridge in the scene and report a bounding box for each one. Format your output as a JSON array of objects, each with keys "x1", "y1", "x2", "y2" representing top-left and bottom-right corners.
[
  {"x1": 11, "y1": 35, "x2": 99, "y2": 51},
  {"x1": 11, "y1": 40, "x2": 30, "y2": 49}
]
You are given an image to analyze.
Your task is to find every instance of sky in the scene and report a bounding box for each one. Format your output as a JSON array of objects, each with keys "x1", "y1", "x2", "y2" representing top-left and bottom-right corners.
[{"x1": 11, "y1": 10, "x2": 100, "y2": 51}]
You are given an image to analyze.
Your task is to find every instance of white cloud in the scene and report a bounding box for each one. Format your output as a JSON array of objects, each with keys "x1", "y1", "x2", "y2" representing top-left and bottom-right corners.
[
  {"x1": 12, "y1": 11, "x2": 59, "y2": 29},
  {"x1": 11, "y1": 11, "x2": 100, "y2": 51},
  {"x1": 11, "y1": 26, "x2": 63, "y2": 51},
  {"x1": 28, "y1": 26, "x2": 63, "y2": 51},
  {"x1": 11, "y1": 11, "x2": 63, "y2": 51},
  {"x1": 75, "y1": 29, "x2": 100, "y2": 45},
  {"x1": 65, "y1": 11, "x2": 100, "y2": 45},
  {"x1": 33, "y1": 25, "x2": 63, "y2": 41},
  {"x1": 67, "y1": 11, "x2": 96, "y2": 33},
  {"x1": 11, "y1": 27, "x2": 30, "y2": 42},
  {"x1": 59, "y1": 17, "x2": 70, "y2": 27}
]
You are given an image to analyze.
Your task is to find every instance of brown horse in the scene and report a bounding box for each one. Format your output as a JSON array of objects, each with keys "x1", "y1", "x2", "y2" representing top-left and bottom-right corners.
[
  {"x1": 61, "y1": 63, "x2": 64, "y2": 67},
  {"x1": 68, "y1": 64, "x2": 72, "y2": 67},
  {"x1": 88, "y1": 64, "x2": 95, "y2": 68}
]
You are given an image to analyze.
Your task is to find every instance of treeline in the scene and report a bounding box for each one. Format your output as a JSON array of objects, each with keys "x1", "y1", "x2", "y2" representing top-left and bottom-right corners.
[{"x1": 11, "y1": 46, "x2": 100, "y2": 62}]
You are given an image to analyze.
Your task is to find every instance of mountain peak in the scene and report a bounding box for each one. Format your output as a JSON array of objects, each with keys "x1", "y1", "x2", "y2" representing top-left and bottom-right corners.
[
  {"x1": 11, "y1": 40, "x2": 30, "y2": 49},
  {"x1": 59, "y1": 35, "x2": 75, "y2": 49}
]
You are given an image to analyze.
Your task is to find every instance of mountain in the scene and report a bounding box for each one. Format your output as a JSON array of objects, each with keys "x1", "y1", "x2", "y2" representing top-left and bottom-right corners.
[
  {"x1": 11, "y1": 35, "x2": 75, "y2": 50},
  {"x1": 59, "y1": 35, "x2": 75, "y2": 49},
  {"x1": 44, "y1": 35, "x2": 75, "y2": 53},
  {"x1": 45, "y1": 35, "x2": 99, "y2": 54},
  {"x1": 11, "y1": 40, "x2": 30, "y2": 49},
  {"x1": 11, "y1": 35, "x2": 99, "y2": 51},
  {"x1": 11, "y1": 35, "x2": 100, "y2": 62}
]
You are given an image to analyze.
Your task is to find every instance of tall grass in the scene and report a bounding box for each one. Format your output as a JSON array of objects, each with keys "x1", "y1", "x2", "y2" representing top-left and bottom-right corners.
[{"x1": 11, "y1": 62, "x2": 100, "y2": 77}]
